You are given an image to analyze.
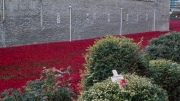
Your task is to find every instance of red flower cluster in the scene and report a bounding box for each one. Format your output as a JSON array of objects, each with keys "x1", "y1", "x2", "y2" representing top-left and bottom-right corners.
[
  {"x1": 0, "y1": 20, "x2": 179, "y2": 94},
  {"x1": 170, "y1": 20, "x2": 180, "y2": 32},
  {"x1": 120, "y1": 79, "x2": 127, "y2": 89}
]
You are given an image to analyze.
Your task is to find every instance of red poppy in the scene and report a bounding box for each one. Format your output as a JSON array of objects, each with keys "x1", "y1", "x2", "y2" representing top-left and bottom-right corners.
[
  {"x1": 1, "y1": 21, "x2": 179, "y2": 94},
  {"x1": 120, "y1": 79, "x2": 127, "y2": 89}
]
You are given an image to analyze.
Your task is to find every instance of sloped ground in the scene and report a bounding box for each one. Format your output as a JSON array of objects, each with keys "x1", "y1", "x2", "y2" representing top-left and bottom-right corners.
[{"x1": 0, "y1": 20, "x2": 179, "y2": 94}]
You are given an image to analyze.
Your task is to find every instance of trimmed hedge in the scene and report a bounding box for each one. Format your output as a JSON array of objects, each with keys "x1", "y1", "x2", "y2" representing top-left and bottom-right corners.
[
  {"x1": 144, "y1": 31, "x2": 180, "y2": 63},
  {"x1": 82, "y1": 36, "x2": 142, "y2": 90},
  {"x1": 147, "y1": 59, "x2": 180, "y2": 101},
  {"x1": 79, "y1": 74, "x2": 168, "y2": 101}
]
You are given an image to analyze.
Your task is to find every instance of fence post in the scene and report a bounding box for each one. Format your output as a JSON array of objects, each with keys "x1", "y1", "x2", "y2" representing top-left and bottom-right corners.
[
  {"x1": 40, "y1": 0, "x2": 43, "y2": 29},
  {"x1": 69, "y1": 6, "x2": 72, "y2": 41},
  {"x1": 120, "y1": 8, "x2": 123, "y2": 36},
  {"x1": 153, "y1": 9, "x2": 156, "y2": 31},
  {"x1": 119, "y1": 8, "x2": 123, "y2": 35}
]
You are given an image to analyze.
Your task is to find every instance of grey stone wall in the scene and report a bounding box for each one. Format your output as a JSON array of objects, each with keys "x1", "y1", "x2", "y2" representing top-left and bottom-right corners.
[{"x1": 0, "y1": 0, "x2": 170, "y2": 47}]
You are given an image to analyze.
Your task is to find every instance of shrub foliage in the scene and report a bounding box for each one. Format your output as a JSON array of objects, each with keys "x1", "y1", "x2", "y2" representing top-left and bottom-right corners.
[
  {"x1": 144, "y1": 31, "x2": 180, "y2": 63},
  {"x1": 82, "y1": 36, "x2": 142, "y2": 90},
  {"x1": 147, "y1": 59, "x2": 180, "y2": 101},
  {"x1": 79, "y1": 74, "x2": 168, "y2": 101},
  {"x1": 0, "y1": 67, "x2": 77, "y2": 101}
]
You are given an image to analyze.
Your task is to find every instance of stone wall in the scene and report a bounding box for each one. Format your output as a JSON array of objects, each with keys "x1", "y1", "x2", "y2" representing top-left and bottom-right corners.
[{"x1": 0, "y1": 0, "x2": 170, "y2": 47}]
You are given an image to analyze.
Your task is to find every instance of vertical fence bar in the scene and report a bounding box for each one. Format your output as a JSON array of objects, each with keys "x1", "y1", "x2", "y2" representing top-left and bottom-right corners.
[
  {"x1": 120, "y1": 8, "x2": 123, "y2": 36},
  {"x1": 40, "y1": 0, "x2": 43, "y2": 29},
  {"x1": 153, "y1": 9, "x2": 156, "y2": 31},
  {"x1": 69, "y1": 6, "x2": 72, "y2": 41}
]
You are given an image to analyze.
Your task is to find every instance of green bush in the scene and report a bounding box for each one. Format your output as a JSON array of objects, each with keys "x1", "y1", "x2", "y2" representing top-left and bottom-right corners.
[
  {"x1": 144, "y1": 31, "x2": 180, "y2": 63},
  {"x1": 0, "y1": 67, "x2": 77, "y2": 101},
  {"x1": 82, "y1": 36, "x2": 142, "y2": 90},
  {"x1": 147, "y1": 59, "x2": 180, "y2": 101},
  {"x1": 79, "y1": 74, "x2": 168, "y2": 101}
]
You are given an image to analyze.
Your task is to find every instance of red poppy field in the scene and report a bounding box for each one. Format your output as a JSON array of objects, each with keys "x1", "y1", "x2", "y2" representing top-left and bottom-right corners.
[{"x1": 0, "y1": 20, "x2": 180, "y2": 94}]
